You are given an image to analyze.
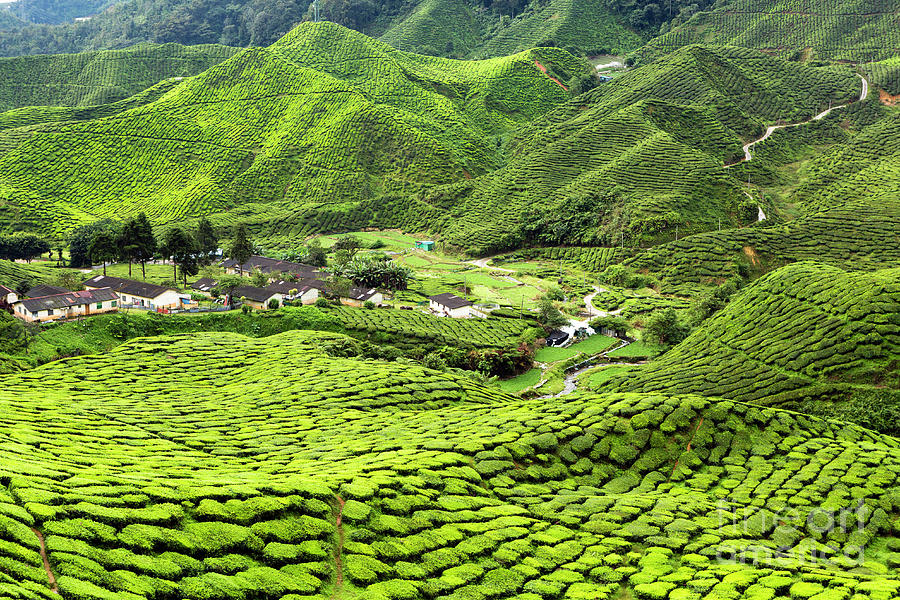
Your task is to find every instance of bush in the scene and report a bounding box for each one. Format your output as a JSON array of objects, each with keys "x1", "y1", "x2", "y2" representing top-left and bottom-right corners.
[
  {"x1": 315, "y1": 297, "x2": 329, "y2": 308},
  {"x1": 364, "y1": 300, "x2": 375, "y2": 310}
]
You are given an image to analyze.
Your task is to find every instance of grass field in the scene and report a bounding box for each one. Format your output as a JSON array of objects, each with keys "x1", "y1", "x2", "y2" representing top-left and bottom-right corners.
[{"x1": 495, "y1": 367, "x2": 542, "y2": 393}]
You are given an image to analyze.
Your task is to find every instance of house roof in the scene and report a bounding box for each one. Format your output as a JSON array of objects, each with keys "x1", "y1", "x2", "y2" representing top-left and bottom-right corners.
[
  {"x1": 18, "y1": 288, "x2": 118, "y2": 312},
  {"x1": 83, "y1": 275, "x2": 176, "y2": 299},
  {"x1": 25, "y1": 284, "x2": 70, "y2": 298},
  {"x1": 0, "y1": 284, "x2": 15, "y2": 296},
  {"x1": 190, "y1": 278, "x2": 218, "y2": 292},
  {"x1": 428, "y1": 293, "x2": 472, "y2": 309},
  {"x1": 221, "y1": 255, "x2": 319, "y2": 276},
  {"x1": 232, "y1": 285, "x2": 280, "y2": 303},
  {"x1": 345, "y1": 287, "x2": 379, "y2": 302},
  {"x1": 266, "y1": 280, "x2": 315, "y2": 295},
  {"x1": 546, "y1": 330, "x2": 569, "y2": 344}
]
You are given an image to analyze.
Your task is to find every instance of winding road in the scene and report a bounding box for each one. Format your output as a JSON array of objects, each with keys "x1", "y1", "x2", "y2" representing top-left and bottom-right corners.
[{"x1": 725, "y1": 74, "x2": 868, "y2": 167}]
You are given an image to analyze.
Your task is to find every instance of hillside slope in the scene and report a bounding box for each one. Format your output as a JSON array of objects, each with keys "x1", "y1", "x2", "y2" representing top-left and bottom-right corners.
[
  {"x1": 0, "y1": 42, "x2": 239, "y2": 111},
  {"x1": 638, "y1": 0, "x2": 900, "y2": 63},
  {"x1": 0, "y1": 21, "x2": 585, "y2": 238},
  {"x1": 2, "y1": 328, "x2": 900, "y2": 597},
  {"x1": 601, "y1": 262, "x2": 900, "y2": 431},
  {"x1": 414, "y1": 45, "x2": 861, "y2": 254},
  {"x1": 625, "y1": 111, "x2": 900, "y2": 288}
]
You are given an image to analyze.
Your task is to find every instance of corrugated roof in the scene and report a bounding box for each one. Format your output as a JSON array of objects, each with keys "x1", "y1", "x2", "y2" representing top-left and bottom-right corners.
[
  {"x1": 83, "y1": 275, "x2": 175, "y2": 299},
  {"x1": 19, "y1": 288, "x2": 118, "y2": 312},
  {"x1": 428, "y1": 293, "x2": 472, "y2": 309}
]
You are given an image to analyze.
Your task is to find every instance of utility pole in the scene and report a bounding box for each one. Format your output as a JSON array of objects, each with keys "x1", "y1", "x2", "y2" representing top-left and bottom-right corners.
[
  {"x1": 675, "y1": 223, "x2": 678, "y2": 241},
  {"x1": 313, "y1": 0, "x2": 319, "y2": 22}
]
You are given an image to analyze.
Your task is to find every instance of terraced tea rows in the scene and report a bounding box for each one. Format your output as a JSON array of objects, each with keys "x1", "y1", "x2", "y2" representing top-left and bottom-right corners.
[
  {"x1": 432, "y1": 45, "x2": 861, "y2": 253},
  {"x1": 2, "y1": 330, "x2": 900, "y2": 598},
  {"x1": 601, "y1": 262, "x2": 900, "y2": 425},
  {"x1": 0, "y1": 43, "x2": 239, "y2": 111},
  {"x1": 0, "y1": 21, "x2": 586, "y2": 238},
  {"x1": 331, "y1": 306, "x2": 530, "y2": 350},
  {"x1": 638, "y1": 0, "x2": 900, "y2": 63}
]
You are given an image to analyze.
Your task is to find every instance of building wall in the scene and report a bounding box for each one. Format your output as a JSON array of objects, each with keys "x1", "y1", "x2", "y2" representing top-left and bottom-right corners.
[
  {"x1": 300, "y1": 289, "x2": 319, "y2": 305},
  {"x1": 13, "y1": 300, "x2": 118, "y2": 323},
  {"x1": 430, "y1": 300, "x2": 471, "y2": 318}
]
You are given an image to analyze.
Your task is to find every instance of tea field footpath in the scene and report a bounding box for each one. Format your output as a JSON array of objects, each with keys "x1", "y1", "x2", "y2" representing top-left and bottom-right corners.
[
  {"x1": 466, "y1": 257, "x2": 525, "y2": 286},
  {"x1": 725, "y1": 73, "x2": 869, "y2": 166},
  {"x1": 584, "y1": 285, "x2": 623, "y2": 319}
]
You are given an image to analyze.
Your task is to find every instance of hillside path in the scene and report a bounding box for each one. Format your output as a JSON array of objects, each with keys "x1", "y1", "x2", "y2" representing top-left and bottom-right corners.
[
  {"x1": 584, "y1": 285, "x2": 623, "y2": 318},
  {"x1": 725, "y1": 74, "x2": 868, "y2": 167},
  {"x1": 466, "y1": 257, "x2": 525, "y2": 285}
]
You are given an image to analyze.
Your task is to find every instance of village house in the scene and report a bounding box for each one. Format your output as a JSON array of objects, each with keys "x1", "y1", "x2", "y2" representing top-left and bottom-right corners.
[
  {"x1": 12, "y1": 288, "x2": 118, "y2": 323},
  {"x1": 341, "y1": 287, "x2": 383, "y2": 308},
  {"x1": 266, "y1": 279, "x2": 323, "y2": 305},
  {"x1": 428, "y1": 293, "x2": 482, "y2": 318},
  {"x1": 0, "y1": 285, "x2": 17, "y2": 312},
  {"x1": 83, "y1": 275, "x2": 185, "y2": 310},
  {"x1": 221, "y1": 256, "x2": 319, "y2": 279},
  {"x1": 190, "y1": 278, "x2": 218, "y2": 297},
  {"x1": 232, "y1": 285, "x2": 283, "y2": 310}
]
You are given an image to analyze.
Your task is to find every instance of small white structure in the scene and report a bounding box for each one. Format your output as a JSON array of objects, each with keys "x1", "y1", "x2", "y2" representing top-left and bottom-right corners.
[
  {"x1": 428, "y1": 293, "x2": 483, "y2": 318},
  {"x1": 232, "y1": 285, "x2": 283, "y2": 310},
  {"x1": 84, "y1": 275, "x2": 184, "y2": 310},
  {"x1": 0, "y1": 284, "x2": 17, "y2": 308},
  {"x1": 13, "y1": 288, "x2": 118, "y2": 323},
  {"x1": 267, "y1": 279, "x2": 324, "y2": 305}
]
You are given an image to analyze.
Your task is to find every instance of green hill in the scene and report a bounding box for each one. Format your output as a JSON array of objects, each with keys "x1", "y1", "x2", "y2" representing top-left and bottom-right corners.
[
  {"x1": 637, "y1": 0, "x2": 900, "y2": 64},
  {"x1": 600, "y1": 262, "x2": 900, "y2": 431},
  {"x1": 3, "y1": 328, "x2": 900, "y2": 597},
  {"x1": 0, "y1": 42, "x2": 239, "y2": 111},
  {"x1": 623, "y1": 110, "x2": 900, "y2": 289},
  {"x1": 415, "y1": 45, "x2": 861, "y2": 254},
  {"x1": 0, "y1": 21, "x2": 585, "y2": 239}
]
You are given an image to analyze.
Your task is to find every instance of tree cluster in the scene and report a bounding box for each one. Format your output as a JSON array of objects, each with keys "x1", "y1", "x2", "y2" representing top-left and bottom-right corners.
[
  {"x1": 0, "y1": 233, "x2": 50, "y2": 262},
  {"x1": 332, "y1": 253, "x2": 412, "y2": 291}
]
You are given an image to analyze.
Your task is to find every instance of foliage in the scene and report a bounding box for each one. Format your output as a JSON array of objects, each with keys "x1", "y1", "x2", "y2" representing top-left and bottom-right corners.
[
  {"x1": 536, "y1": 296, "x2": 568, "y2": 328},
  {"x1": 227, "y1": 223, "x2": 253, "y2": 276},
  {"x1": 0, "y1": 232, "x2": 49, "y2": 261},
  {"x1": 334, "y1": 254, "x2": 412, "y2": 291},
  {"x1": 642, "y1": 307, "x2": 689, "y2": 346}
]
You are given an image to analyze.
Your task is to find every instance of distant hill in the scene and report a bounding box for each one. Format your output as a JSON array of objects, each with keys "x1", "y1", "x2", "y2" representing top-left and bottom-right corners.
[
  {"x1": 638, "y1": 0, "x2": 900, "y2": 64},
  {"x1": 418, "y1": 45, "x2": 862, "y2": 254},
  {"x1": 0, "y1": 42, "x2": 239, "y2": 111},
  {"x1": 0, "y1": 21, "x2": 587, "y2": 238},
  {"x1": 600, "y1": 261, "x2": 900, "y2": 433}
]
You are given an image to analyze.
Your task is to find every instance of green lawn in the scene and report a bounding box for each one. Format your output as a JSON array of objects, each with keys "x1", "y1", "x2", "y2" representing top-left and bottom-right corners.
[
  {"x1": 313, "y1": 230, "x2": 421, "y2": 252},
  {"x1": 496, "y1": 368, "x2": 542, "y2": 393},
  {"x1": 607, "y1": 341, "x2": 666, "y2": 359},
  {"x1": 536, "y1": 334, "x2": 619, "y2": 363},
  {"x1": 535, "y1": 345, "x2": 579, "y2": 363}
]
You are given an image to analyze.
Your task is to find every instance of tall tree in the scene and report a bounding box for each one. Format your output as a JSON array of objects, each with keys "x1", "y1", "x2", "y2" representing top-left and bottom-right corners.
[
  {"x1": 68, "y1": 219, "x2": 117, "y2": 268},
  {"x1": 227, "y1": 222, "x2": 253, "y2": 276},
  {"x1": 118, "y1": 218, "x2": 138, "y2": 278},
  {"x1": 132, "y1": 213, "x2": 157, "y2": 281},
  {"x1": 195, "y1": 217, "x2": 218, "y2": 266},
  {"x1": 88, "y1": 229, "x2": 119, "y2": 276},
  {"x1": 161, "y1": 227, "x2": 197, "y2": 285}
]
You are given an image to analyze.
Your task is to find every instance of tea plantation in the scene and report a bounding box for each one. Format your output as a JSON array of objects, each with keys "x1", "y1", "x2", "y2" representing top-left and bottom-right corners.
[
  {"x1": 600, "y1": 262, "x2": 900, "y2": 430},
  {"x1": 0, "y1": 43, "x2": 239, "y2": 112},
  {"x1": 430, "y1": 45, "x2": 862, "y2": 253},
  {"x1": 638, "y1": 0, "x2": 900, "y2": 64},
  {"x1": 3, "y1": 329, "x2": 900, "y2": 598},
  {"x1": 0, "y1": 21, "x2": 586, "y2": 238}
]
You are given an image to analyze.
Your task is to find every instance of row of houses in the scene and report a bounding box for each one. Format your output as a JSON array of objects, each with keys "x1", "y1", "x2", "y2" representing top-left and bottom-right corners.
[{"x1": 1, "y1": 275, "x2": 189, "y2": 323}]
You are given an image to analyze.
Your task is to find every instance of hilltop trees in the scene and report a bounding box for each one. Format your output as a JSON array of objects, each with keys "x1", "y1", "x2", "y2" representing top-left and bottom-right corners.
[
  {"x1": 227, "y1": 223, "x2": 253, "y2": 276},
  {"x1": 117, "y1": 213, "x2": 156, "y2": 278}
]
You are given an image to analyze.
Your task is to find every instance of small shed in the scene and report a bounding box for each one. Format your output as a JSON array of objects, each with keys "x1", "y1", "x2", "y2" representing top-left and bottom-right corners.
[
  {"x1": 428, "y1": 293, "x2": 473, "y2": 318},
  {"x1": 415, "y1": 240, "x2": 435, "y2": 251}
]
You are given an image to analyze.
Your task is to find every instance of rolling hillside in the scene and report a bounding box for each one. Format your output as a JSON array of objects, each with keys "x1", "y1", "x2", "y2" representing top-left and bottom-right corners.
[
  {"x1": 638, "y1": 0, "x2": 900, "y2": 64},
  {"x1": 624, "y1": 110, "x2": 900, "y2": 289},
  {"x1": 0, "y1": 43, "x2": 239, "y2": 111},
  {"x1": 420, "y1": 45, "x2": 862, "y2": 254},
  {"x1": 2, "y1": 328, "x2": 900, "y2": 598},
  {"x1": 0, "y1": 21, "x2": 586, "y2": 238},
  {"x1": 600, "y1": 262, "x2": 900, "y2": 432}
]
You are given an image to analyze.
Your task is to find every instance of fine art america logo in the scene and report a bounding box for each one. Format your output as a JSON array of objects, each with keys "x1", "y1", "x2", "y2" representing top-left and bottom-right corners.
[{"x1": 715, "y1": 500, "x2": 870, "y2": 567}]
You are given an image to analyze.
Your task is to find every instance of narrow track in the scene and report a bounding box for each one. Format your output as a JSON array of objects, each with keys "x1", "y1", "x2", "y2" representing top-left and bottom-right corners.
[
  {"x1": 31, "y1": 528, "x2": 58, "y2": 595},
  {"x1": 330, "y1": 496, "x2": 346, "y2": 600},
  {"x1": 725, "y1": 74, "x2": 868, "y2": 167}
]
